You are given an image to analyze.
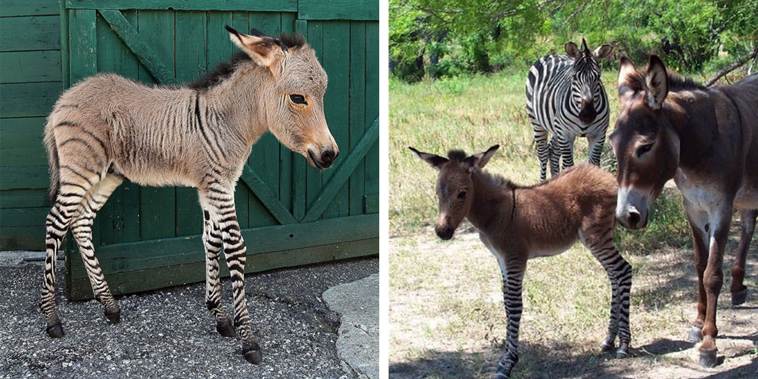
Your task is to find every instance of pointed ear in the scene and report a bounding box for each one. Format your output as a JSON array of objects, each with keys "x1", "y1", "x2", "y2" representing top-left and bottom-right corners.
[
  {"x1": 226, "y1": 25, "x2": 284, "y2": 70},
  {"x1": 593, "y1": 44, "x2": 613, "y2": 60},
  {"x1": 645, "y1": 55, "x2": 668, "y2": 110},
  {"x1": 565, "y1": 41, "x2": 580, "y2": 59},
  {"x1": 464, "y1": 145, "x2": 499, "y2": 172},
  {"x1": 618, "y1": 56, "x2": 639, "y2": 104},
  {"x1": 409, "y1": 147, "x2": 448, "y2": 171}
]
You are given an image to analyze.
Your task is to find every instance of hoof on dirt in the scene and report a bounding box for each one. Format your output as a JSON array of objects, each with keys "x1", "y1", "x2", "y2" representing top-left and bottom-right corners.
[
  {"x1": 243, "y1": 348, "x2": 262, "y2": 364},
  {"x1": 46, "y1": 323, "x2": 64, "y2": 338},
  {"x1": 104, "y1": 309, "x2": 121, "y2": 324},
  {"x1": 216, "y1": 319, "x2": 236, "y2": 337},
  {"x1": 494, "y1": 371, "x2": 510, "y2": 379},
  {"x1": 698, "y1": 348, "x2": 718, "y2": 368},
  {"x1": 731, "y1": 288, "x2": 747, "y2": 307},
  {"x1": 601, "y1": 342, "x2": 615, "y2": 353},
  {"x1": 686, "y1": 326, "x2": 703, "y2": 343}
]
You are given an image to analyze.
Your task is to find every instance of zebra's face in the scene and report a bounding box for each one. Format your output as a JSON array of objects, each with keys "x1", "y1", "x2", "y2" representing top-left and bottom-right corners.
[
  {"x1": 566, "y1": 39, "x2": 612, "y2": 125},
  {"x1": 410, "y1": 145, "x2": 499, "y2": 241},
  {"x1": 611, "y1": 56, "x2": 680, "y2": 230}
]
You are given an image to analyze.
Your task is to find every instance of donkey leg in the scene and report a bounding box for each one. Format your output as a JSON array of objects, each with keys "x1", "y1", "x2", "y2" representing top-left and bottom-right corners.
[
  {"x1": 70, "y1": 175, "x2": 123, "y2": 323},
  {"x1": 496, "y1": 260, "x2": 526, "y2": 379},
  {"x1": 201, "y1": 208, "x2": 235, "y2": 337},
  {"x1": 533, "y1": 127, "x2": 549, "y2": 181},
  {"x1": 684, "y1": 207, "x2": 709, "y2": 344},
  {"x1": 698, "y1": 217, "x2": 730, "y2": 368},
  {"x1": 730, "y1": 209, "x2": 756, "y2": 306}
]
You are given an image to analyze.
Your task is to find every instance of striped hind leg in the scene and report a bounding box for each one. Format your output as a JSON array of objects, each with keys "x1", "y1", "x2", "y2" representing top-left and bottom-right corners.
[
  {"x1": 201, "y1": 208, "x2": 235, "y2": 337},
  {"x1": 199, "y1": 187, "x2": 261, "y2": 364},
  {"x1": 548, "y1": 135, "x2": 560, "y2": 178},
  {"x1": 581, "y1": 223, "x2": 632, "y2": 357},
  {"x1": 70, "y1": 174, "x2": 123, "y2": 322}
]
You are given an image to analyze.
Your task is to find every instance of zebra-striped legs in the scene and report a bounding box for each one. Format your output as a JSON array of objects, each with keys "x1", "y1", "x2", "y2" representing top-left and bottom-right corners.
[
  {"x1": 496, "y1": 259, "x2": 526, "y2": 379},
  {"x1": 71, "y1": 174, "x2": 123, "y2": 323},
  {"x1": 41, "y1": 201, "x2": 73, "y2": 338},
  {"x1": 533, "y1": 127, "x2": 550, "y2": 181},
  {"x1": 199, "y1": 187, "x2": 262, "y2": 364},
  {"x1": 587, "y1": 133, "x2": 606, "y2": 166},
  {"x1": 202, "y1": 209, "x2": 235, "y2": 337},
  {"x1": 558, "y1": 134, "x2": 577, "y2": 171}
]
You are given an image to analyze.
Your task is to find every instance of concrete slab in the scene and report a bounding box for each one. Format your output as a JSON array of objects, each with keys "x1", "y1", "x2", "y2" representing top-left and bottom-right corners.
[{"x1": 322, "y1": 273, "x2": 379, "y2": 379}]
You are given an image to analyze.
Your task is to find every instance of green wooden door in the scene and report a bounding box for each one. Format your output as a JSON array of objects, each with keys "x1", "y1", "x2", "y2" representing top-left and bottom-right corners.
[{"x1": 60, "y1": 0, "x2": 379, "y2": 300}]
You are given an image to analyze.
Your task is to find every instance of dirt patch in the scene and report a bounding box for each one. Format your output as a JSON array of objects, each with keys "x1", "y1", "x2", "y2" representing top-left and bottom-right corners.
[{"x1": 389, "y1": 226, "x2": 758, "y2": 379}]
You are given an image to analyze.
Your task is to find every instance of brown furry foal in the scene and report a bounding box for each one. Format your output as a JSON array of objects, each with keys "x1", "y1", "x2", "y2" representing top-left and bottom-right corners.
[
  {"x1": 41, "y1": 26, "x2": 338, "y2": 364},
  {"x1": 411, "y1": 145, "x2": 632, "y2": 379}
]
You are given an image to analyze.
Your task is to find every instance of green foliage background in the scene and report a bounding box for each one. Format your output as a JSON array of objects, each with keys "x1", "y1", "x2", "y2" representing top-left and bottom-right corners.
[{"x1": 390, "y1": 0, "x2": 758, "y2": 81}]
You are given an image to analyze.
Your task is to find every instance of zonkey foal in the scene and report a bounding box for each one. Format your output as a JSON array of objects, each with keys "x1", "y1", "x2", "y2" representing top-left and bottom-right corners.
[
  {"x1": 42, "y1": 26, "x2": 338, "y2": 364},
  {"x1": 411, "y1": 145, "x2": 632, "y2": 379}
]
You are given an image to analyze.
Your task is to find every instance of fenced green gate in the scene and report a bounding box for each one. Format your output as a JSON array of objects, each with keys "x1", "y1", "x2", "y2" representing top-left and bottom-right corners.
[{"x1": 59, "y1": 0, "x2": 379, "y2": 300}]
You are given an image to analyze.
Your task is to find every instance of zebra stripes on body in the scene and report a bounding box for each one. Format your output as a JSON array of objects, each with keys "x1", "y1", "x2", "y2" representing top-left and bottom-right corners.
[
  {"x1": 412, "y1": 146, "x2": 632, "y2": 379},
  {"x1": 526, "y1": 38, "x2": 612, "y2": 181},
  {"x1": 41, "y1": 26, "x2": 338, "y2": 364}
]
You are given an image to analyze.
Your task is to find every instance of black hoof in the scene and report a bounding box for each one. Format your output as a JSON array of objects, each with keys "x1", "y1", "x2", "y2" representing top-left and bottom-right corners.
[
  {"x1": 601, "y1": 341, "x2": 615, "y2": 353},
  {"x1": 698, "y1": 348, "x2": 718, "y2": 368},
  {"x1": 243, "y1": 348, "x2": 262, "y2": 364},
  {"x1": 686, "y1": 326, "x2": 703, "y2": 343},
  {"x1": 616, "y1": 343, "x2": 630, "y2": 358},
  {"x1": 216, "y1": 319, "x2": 236, "y2": 337},
  {"x1": 104, "y1": 309, "x2": 121, "y2": 324},
  {"x1": 731, "y1": 288, "x2": 747, "y2": 307},
  {"x1": 46, "y1": 323, "x2": 64, "y2": 338}
]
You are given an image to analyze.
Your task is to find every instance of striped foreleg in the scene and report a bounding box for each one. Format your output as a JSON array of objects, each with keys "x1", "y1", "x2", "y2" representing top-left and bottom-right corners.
[
  {"x1": 200, "y1": 188, "x2": 262, "y2": 364},
  {"x1": 548, "y1": 135, "x2": 560, "y2": 178},
  {"x1": 558, "y1": 133, "x2": 576, "y2": 171},
  {"x1": 589, "y1": 242, "x2": 632, "y2": 357},
  {"x1": 586, "y1": 132, "x2": 606, "y2": 166},
  {"x1": 202, "y1": 208, "x2": 235, "y2": 337},
  {"x1": 70, "y1": 174, "x2": 123, "y2": 323},
  {"x1": 533, "y1": 126, "x2": 549, "y2": 181},
  {"x1": 496, "y1": 262, "x2": 526, "y2": 379}
]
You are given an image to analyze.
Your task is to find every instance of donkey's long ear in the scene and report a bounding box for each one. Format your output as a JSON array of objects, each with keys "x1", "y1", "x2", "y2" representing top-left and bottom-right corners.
[
  {"x1": 226, "y1": 25, "x2": 283, "y2": 70},
  {"x1": 465, "y1": 145, "x2": 499, "y2": 172},
  {"x1": 618, "y1": 56, "x2": 639, "y2": 104},
  {"x1": 593, "y1": 44, "x2": 613, "y2": 60},
  {"x1": 645, "y1": 55, "x2": 668, "y2": 110},
  {"x1": 565, "y1": 41, "x2": 580, "y2": 59},
  {"x1": 409, "y1": 147, "x2": 448, "y2": 171}
]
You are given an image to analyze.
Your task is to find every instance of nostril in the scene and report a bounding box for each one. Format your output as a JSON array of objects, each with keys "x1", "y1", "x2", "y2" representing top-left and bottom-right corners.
[
  {"x1": 628, "y1": 211, "x2": 641, "y2": 226},
  {"x1": 321, "y1": 150, "x2": 334, "y2": 165}
]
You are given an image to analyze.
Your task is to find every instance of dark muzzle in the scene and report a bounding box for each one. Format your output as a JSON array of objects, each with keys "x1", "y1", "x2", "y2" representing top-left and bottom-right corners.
[
  {"x1": 578, "y1": 101, "x2": 597, "y2": 124},
  {"x1": 435, "y1": 224, "x2": 454, "y2": 240}
]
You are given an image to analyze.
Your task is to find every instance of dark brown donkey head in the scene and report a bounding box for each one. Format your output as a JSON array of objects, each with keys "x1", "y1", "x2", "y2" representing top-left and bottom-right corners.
[
  {"x1": 610, "y1": 55, "x2": 683, "y2": 229},
  {"x1": 410, "y1": 145, "x2": 499, "y2": 240}
]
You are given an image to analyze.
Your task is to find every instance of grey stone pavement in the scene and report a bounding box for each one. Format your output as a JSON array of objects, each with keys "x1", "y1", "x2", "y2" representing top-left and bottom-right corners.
[{"x1": 0, "y1": 251, "x2": 378, "y2": 378}]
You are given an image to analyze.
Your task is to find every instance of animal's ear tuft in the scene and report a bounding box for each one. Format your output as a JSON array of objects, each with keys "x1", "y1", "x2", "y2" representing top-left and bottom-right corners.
[
  {"x1": 618, "y1": 56, "x2": 638, "y2": 103},
  {"x1": 410, "y1": 147, "x2": 448, "y2": 171},
  {"x1": 226, "y1": 25, "x2": 284, "y2": 71},
  {"x1": 645, "y1": 55, "x2": 669, "y2": 110},
  {"x1": 565, "y1": 41, "x2": 580, "y2": 59},
  {"x1": 594, "y1": 44, "x2": 613, "y2": 60},
  {"x1": 580, "y1": 37, "x2": 590, "y2": 53},
  {"x1": 465, "y1": 145, "x2": 499, "y2": 172}
]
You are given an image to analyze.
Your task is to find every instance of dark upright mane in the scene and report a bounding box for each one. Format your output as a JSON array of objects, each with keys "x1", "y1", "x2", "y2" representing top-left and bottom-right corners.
[
  {"x1": 624, "y1": 69, "x2": 706, "y2": 94},
  {"x1": 279, "y1": 32, "x2": 306, "y2": 49},
  {"x1": 447, "y1": 149, "x2": 527, "y2": 190}
]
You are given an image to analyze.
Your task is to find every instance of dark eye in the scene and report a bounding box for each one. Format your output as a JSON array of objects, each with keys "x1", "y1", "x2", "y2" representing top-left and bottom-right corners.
[
  {"x1": 636, "y1": 143, "x2": 654, "y2": 158},
  {"x1": 457, "y1": 191, "x2": 467, "y2": 200},
  {"x1": 289, "y1": 94, "x2": 307, "y2": 105}
]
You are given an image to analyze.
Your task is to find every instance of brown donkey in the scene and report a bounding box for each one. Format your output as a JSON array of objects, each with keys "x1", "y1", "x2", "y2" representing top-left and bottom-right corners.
[
  {"x1": 42, "y1": 26, "x2": 337, "y2": 364},
  {"x1": 611, "y1": 55, "x2": 757, "y2": 367},
  {"x1": 411, "y1": 146, "x2": 632, "y2": 379}
]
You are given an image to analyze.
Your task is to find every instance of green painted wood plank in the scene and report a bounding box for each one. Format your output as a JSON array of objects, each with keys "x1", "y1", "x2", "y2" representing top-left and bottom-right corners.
[
  {"x1": 0, "y1": 15, "x2": 60, "y2": 52},
  {"x1": 349, "y1": 21, "x2": 366, "y2": 216},
  {"x1": 98, "y1": 9, "x2": 178, "y2": 85},
  {"x1": 0, "y1": 165, "x2": 48, "y2": 190},
  {"x1": 174, "y1": 10, "x2": 207, "y2": 237},
  {"x1": 69, "y1": 213, "x2": 378, "y2": 278},
  {"x1": 0, "y1": 0, "x2": 59, "y2": 17},
  {"x1": 0, "y1": 51, "x2": 61, "y2": 84},
  {"x1": 298, "y1": 0, "x2": 378, "y2": 21},
  {"x1": 0, "y1": 206, "x2": 48, "y2": 227},
  {"x1": 303, "y1": 117, "x2": 378, "y2": 223},
  {"x1": 322, "y1": 21, "x2": 351, "y2": 220},
  {"x1": 305, "y1": 21, "x2": 324, "y2": 219},
  {"x1": 239, "y1": 165, "x2": 297, "y2": 225},
  {"x1": 292, "y1": 19, "x2": 308, "y2": 221},
  {"x1": 0, "y1": 82, "x2": 61, "y2": 118},
  {"x1": 0, "y1": 117, "x2": 46, "y2": 148},
  {"x1": 0, "y1": 189, "x2": 49, "y2": 209},
  {"x1": 0, "y1": 147, "x2": 47, "y2": 166},
  {"x1": 66, "y1": 0, "x2": 297, "y2": 12},
  {"x1": 364, "y1": 21, "x2": 379, "y2": 198},
  {"x1": 364, "y1": 194, "x2": 378, "y2": 213},
  {"x1": 67, "y1": 237, "x2": 377, "y2": 300},
  {"x1": 278, "y1": 12, "x2": 296, "y2": 215},
  {"x1": 68, "y1": 9, "x2": 96, "y2": 85},
  {"x1": 134, "y1": 10, "x2": 177, "y2": 241},
  {"x1": 60, "y1": 0, "x2": 70, "y2": 89},
  {"x1": 0, "y1": 225, "x2": 45, "y2": 250}
]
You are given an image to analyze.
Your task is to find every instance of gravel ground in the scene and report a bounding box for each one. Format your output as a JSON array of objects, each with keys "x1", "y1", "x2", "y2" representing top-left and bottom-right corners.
[{"x1": 0, "y1": 256, "x2": 378, "y2": 378}]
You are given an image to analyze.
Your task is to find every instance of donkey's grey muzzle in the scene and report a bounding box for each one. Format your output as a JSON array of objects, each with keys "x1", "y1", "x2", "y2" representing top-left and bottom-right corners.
[{"x1": 307, "y1": 147, "x2": 339, "y2": 169}]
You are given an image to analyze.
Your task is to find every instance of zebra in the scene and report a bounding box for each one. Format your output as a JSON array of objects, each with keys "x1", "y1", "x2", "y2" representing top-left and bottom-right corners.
[
  {"x1": 526, "y1": 38, "x2": 613, "y2": 181},
  {"x1": 41, "y1": 26, "x2": 338, "y2": 364},
  {"x1": 411, "y1": 146, "x2": 632, "y2": 378}
]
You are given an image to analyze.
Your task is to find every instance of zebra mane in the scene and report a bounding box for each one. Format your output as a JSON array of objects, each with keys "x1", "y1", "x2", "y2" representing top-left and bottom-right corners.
[{"x1": 446, "y1": 150, "x2": 531, "y2": 191}]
